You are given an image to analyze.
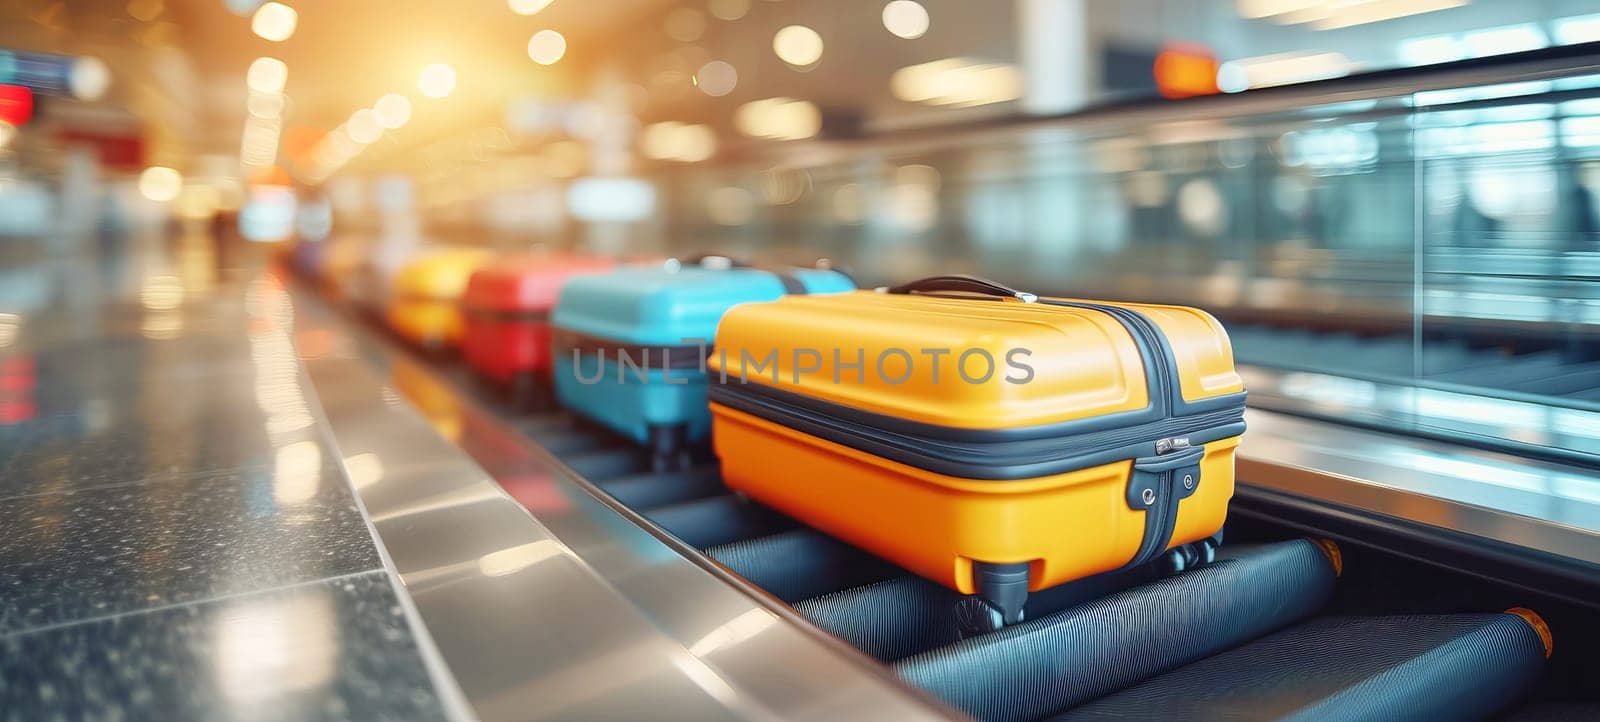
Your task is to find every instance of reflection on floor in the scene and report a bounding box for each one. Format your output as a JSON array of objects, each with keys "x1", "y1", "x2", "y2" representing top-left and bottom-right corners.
[{"x1": 0, "y1": 240, "x2": 450, "y2": 719}]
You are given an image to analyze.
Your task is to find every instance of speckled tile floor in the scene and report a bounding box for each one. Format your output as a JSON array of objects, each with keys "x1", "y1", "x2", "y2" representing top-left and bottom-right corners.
[{"x1": 0, "y1": 250, "x2": 451, "y2": 720}]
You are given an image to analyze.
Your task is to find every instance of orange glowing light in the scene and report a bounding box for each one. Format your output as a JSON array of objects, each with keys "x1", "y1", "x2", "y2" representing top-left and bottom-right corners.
[
  {"x1": 1153, "y1": 44, "x2": 1220, "y2": 99},
  {"x1": 248, "y1": 164, "x2": 293, "y2": 188}
]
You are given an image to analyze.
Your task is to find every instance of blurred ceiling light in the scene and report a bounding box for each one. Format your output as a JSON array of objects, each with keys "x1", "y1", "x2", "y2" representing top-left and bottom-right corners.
[
  {"x1": 735, "y1": 97, "x2": 821, "y2": 140},
  {"x1": 1313, "y1": 0, "x2": 1468, "y2": 30},
  {"x1": 527, "y1": 30, "x2": 567, "y2": 65},
  {"x1": 246, "y1": 91, "x2": 284, "y2": 118},
  {"x1": 665, "y1": 8, "x2": 707, "y2": 42},
  {"x1": 1244, "y1": 0, "x2": 1468, "y2": 29},
  {"x1": 251, "y1": 2, "x2": 297, "y2": 42},
  {"x1": 890, "y1": 58, "x2": 965, "y2": 102},
  {"x1": 1216, "y1": 51, "x2": 1349, "y2": 93},
  {"x1": 1463, "y1": 24, "x2": 1548, "y2": 57},
  {"x1": 891, "y1": 58, "x2": 1022, "y2": 107},
  {"x1": 346, "y1": 109, "x2": 382, "y2": 144},
  {"x1": 69, "y1": 56, "x2": 112, "y2": 101},
  {"x1": 127, "y1": 0, "x2": 163, "y2": 22},
  {"x1": 695, "y1": 60, "x2": 738, "y2": 96},
  {"x1": 1555, "y1": 13, "x2": 1600, "y2": 45},
  {"x1": 247, "y1": 57, "x2": 288, "y2": 94},
  {"x1": 772, "y1": 25, "x2": 824, "y2": 67},
  {"x1": 881, "y1": 1, "x2": 930, "y2": 39},
  {"x1": 641, "y1": 121, "x2": 717, "y2": 162},
  {"x1": 708, "y1": 0, "x2": 749, "y2": 21},
  {"x1": 418, "y1": 64, "x2": 456, "y2": 98},
  {"x1": 374, "y1": 93, "x2": 411, "y2": 129},
  {"x1": 508, "y1": 0, "x2": 555, "y2": 15},
  {"x1": 1234, "y1": 0, "x2": 1319, "y2": 19},
  {"x1": 1398, "y1": 35, "x2": 1465, "y2": 66},
  {"x1": 138, "y1": 166, "x2": 183, "y2": 202}
]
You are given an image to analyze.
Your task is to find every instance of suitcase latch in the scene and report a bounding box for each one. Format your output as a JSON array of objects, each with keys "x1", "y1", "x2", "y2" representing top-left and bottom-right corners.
[{"x1": 1155, "y1": 437, "x2": 1192, "y2": 455}]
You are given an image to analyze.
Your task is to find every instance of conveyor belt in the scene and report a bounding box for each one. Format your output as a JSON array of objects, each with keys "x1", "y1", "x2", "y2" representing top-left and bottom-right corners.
[
  {"x1": 329, "y1": 292, "x2": 1591, "y2": 721},
  {"x1": 491, "y1": 407, "x2": 1555, "y2": 722}
]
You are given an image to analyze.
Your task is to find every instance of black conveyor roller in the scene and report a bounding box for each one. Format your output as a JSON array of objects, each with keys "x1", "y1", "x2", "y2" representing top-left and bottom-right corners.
[
  {"x1": 706, "y1": 529, "x2": 901, "y2": 603},
  {"x1": 644, "y1": 495, "x2": 795, "y2": 548},
  {"x1": 895, "y1": 540, "x2": 1339, "y2": 722},
  {"x1": 595, "y1": 466, "x2": 725, "y2": 509},
  {"x1": 1056, "y1": 611, "x2": 1550, "y2": 722}
]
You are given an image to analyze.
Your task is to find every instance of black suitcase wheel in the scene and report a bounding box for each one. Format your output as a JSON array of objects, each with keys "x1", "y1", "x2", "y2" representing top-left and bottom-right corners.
[
  {"x1": 648, "y1": 423, "x2": 692, "y2": 473},
  {"x1": 955, "y1": 597, "x2": 1007, "y2": 639}
]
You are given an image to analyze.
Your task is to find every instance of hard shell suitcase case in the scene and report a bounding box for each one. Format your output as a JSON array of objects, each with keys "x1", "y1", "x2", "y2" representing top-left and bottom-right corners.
[
  {"x1": 461, "y1": 255, "x2": 615, "y2": 409},
  {"x1": 384, "y1": 247, "x2": 492, "y2": 351},
  {"x1": 707, "y1": 275, "x2": 1246, "y2": 632},
  {"x1": 552, "y1": 258, "x2": 855, "y2": 469}
]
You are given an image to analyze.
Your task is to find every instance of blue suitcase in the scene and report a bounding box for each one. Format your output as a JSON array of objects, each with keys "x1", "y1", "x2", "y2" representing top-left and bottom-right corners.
[{"x1": 552, "y1": 258, "x2": 855, "y2": 469}]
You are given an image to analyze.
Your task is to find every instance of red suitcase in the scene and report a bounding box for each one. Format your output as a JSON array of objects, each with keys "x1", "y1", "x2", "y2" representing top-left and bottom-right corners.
[{"x1": 462, "y1": 254, "x2": 615, "y2": 409}]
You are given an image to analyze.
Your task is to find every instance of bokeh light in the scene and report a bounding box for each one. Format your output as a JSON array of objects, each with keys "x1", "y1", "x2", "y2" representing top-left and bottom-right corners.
[
  {"x1": 138, "y1": 166, "x2": 183, "y2": 202},
  {"x1": 246, "y1": 57, "x2": 288, "y2": 94},
  {"x1": 70, "y1": 56, "x2": 112, "y2": 100},
  {"x1": 735, "y1": 97, "x2": 822, "y2": 140},
  {"x1": 527, "y1": 30, "x2": 567, "y2": 66},
  {"x1": 642, "y1": 121, "x2": 718, "y2": 162},
  {"x1": 418, "y1": 64, "x2": 456, "y2": 99},
  {"x1": 695, "y1": 60, "x2": 738, "y2": 97},
  {"x1": 708, "y1": 0, "x2": 749, "y2": 21},
  {"x1": 374, "y1": 93, "x2": 412, "y2": 129},
  {"x1": 250, "y1": 2, "x2": 297, "y2": 42},
  {"x1": 772, "y1": 25, "x2": 824, "y2": 67},
  {"x1": 882, "y1": 1, "x2": 930, "y2": 39},
  {"x1": 346, "y1": 109, "x2": 382, "y2": 144}
]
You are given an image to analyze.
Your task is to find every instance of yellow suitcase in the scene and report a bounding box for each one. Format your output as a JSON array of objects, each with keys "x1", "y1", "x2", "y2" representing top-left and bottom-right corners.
[
  {"x1": 384, "y1": 248, "x2": 492, "y2": 350},
  {"x1": 708, "y1": 275, "x2": 1245, "y2": 632}
]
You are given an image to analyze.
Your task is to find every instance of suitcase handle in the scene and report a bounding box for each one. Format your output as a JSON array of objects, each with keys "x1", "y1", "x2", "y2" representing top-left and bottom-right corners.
[{"x1": 885, "y1": 275, "x2": 1037, "y2": 303}]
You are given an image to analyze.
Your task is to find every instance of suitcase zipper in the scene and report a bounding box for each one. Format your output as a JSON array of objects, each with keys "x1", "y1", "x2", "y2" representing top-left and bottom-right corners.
[
  {"x1": 1037, "y1": 300, "x2": 1174, "y2": 417},
  {"x1": 1038, "y1": 300, "x2": 1198, "y2": 568},
  {"x1": 708, "y1": 382, "x2": 1243, "y2": 481}
]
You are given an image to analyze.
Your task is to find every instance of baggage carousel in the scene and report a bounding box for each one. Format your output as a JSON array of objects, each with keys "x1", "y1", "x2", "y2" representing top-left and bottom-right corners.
[
  {"x1": 4, "y1": 241, "x2": 1600, "y2": 720},
  {"x1": 310, "y1": 262, "x2": 1600, "y2": 719}
]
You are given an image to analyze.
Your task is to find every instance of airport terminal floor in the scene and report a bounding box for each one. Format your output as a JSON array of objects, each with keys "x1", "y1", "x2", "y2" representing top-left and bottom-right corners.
[{"x1": 7, "y1": 1, "x2": 1600, "y2": 720}]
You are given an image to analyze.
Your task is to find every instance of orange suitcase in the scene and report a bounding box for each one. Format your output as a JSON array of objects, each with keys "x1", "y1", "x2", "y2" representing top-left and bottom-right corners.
[{"x1": 708, "y1": 275, "x2": 1246, "y2": 632}]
